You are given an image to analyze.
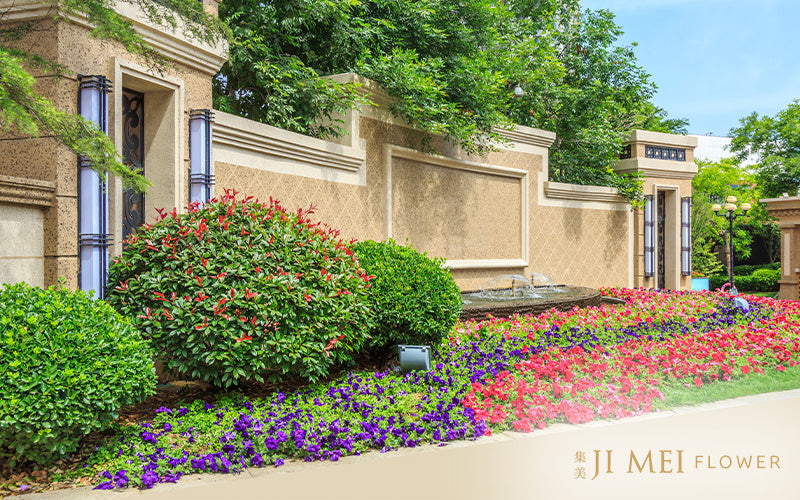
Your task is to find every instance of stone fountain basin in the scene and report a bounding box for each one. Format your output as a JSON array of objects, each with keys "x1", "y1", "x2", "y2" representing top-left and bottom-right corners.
[{"x1": 459, "y1": 285, "x2": 601, "y2": 322}]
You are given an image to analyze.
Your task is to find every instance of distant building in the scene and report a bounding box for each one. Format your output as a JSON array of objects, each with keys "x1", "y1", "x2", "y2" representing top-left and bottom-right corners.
[{"x1": 689, "y1": 134, "x2": 759, "y2": 166}]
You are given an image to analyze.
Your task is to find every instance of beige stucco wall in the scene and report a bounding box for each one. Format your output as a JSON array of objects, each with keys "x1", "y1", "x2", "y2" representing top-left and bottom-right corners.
[
  {"x1": 390, "y1": 157, "x2": 522, "y2": 261},
  {"x1": 213, "y1": 106, "x2": 637, "y2": 292},
  {"x1": 530, "y1": 205, "x2": 629, "y2": 289},
  {"x1": 0, "y1": 203, "x2": 46, "y2": 287},
  {"x1": 1, "y1": 14, "x2": 695, "y2": 296}
]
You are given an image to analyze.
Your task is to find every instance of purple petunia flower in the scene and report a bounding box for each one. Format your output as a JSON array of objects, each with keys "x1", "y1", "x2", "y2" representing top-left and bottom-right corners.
[
  {"x1": 113, "y1": 470, "x2": 129, "y2": 488},
  {"x1": 139, "y1": 431, "x2": 158, "y2": 444},
  {"x1": 274, "y1": 458, "x2": 284, "y2": 467},
  {"x1": 140, "y1": 471, "x2": 159, "y2": 489}
]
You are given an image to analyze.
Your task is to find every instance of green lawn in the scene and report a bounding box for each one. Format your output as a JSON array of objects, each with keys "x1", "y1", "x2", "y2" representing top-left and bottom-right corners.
[{"x1": 654, "y1": 364, "x2": 800, "y2": 409}]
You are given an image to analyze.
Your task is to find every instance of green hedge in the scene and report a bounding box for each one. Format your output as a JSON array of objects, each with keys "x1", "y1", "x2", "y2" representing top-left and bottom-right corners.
[
  {"x1": 731, "y1": 262, "x2": 780, "y2": 276},
  {"x1": 709, "y1": 265, "x2": 780, "y2": 292},
  {"x1": 0, "y1": 283, "x2": 155, "y2": 466}
]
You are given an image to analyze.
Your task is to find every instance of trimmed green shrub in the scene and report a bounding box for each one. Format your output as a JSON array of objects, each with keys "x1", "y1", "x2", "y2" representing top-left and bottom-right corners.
[
  {"x1": 0, "y1": 283, "x2": 155, "y2": 467},
  {"x1": 709, "y1": 275, "x2": 727, "y2": 290},
  {"x1": 107, "y1": 190, "x2": 373, "y2": 387},
  {"x1": 732, "y1": 262, "x2": 780, "y2": 275},
  {"x1": 709, "y1": 267, "x2": 780, "y2": 292},
  {"x1": 738, "y1": 268, "x2": 780, "y2": 292},
  {"x1": 353, "y1": 239, "x2": 462, "y2": 350}
]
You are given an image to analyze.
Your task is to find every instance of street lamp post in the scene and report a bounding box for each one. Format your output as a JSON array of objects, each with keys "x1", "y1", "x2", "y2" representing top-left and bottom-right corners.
[{"x1": 711, "y1": 196, "x2": 751, "y2": 294}]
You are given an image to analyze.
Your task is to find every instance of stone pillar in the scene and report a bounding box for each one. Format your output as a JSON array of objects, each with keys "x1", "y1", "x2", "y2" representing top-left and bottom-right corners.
[
  {"x1": 761, "y1": 196, "x2": 800, "y2": 300},
  {"x1": 615, "y1": 130, "x2": 698, "y2": 291}
]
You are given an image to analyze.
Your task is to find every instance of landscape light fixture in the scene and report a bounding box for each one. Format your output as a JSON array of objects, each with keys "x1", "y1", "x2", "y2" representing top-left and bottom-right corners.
[
  {"x1": 711, "y1": 196, "x2": 750, "y2": 294},
  {"x1": 512, "y1": 84, "x2": 525, "y2": 98},
  {"x1": 77, "y1": 74, "x2": 112, "y2": 299},
  {"x1": 398, "y1": 345, "x2": 431, "y2": 372}
]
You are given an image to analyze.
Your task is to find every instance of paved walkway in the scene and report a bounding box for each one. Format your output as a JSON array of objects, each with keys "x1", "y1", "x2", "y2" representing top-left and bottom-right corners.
[{"x1": 20, "y1": 389, "x2": 800, "y2": 500}]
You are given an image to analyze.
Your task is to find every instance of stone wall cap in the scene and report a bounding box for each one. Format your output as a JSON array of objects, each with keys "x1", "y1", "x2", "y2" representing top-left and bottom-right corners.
[
  {"x1": 627, "y1": 129, "x2": 698, "y2": 149},
  {"x1": 0, "y1": 174, "x2": 56, "y2": 207}
]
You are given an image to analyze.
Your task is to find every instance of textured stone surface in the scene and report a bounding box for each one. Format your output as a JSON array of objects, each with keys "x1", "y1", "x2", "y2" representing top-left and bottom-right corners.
[{"x1": 459, "y1": 286, "x2": 601, "y2": 322}]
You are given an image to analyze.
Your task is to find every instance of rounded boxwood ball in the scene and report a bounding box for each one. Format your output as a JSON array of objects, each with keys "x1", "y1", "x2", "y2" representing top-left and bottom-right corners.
[{"x1": 353, "y1": 239, "x2": 462, "y2": 350}]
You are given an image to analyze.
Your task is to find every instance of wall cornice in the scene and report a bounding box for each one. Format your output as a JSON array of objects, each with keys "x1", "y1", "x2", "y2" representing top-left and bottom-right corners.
[
  {"x1": 213, "y1": 111, "x2": 366, "y2": 185},
  {"x1": 543, "y1": 181, "x2": 627, "y2": 203},
  {"x1": 496, "y1": 126, "x2": 556, "y2": 149},
  {"x1": 0, "y1": 175, "x2": 56, "y2": 207},
  {"x1": 614, "y1": 158, "x2": 698, "y2": 180},
  {"x1": 6, "y1": 0, "x2": 228, "y2": 75},
  {"x1": 626, "y1": 129, "x2": 699, "y2": 149}
]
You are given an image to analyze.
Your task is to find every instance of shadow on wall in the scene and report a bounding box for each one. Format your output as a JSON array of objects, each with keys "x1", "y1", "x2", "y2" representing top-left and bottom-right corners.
[
  {"x1": 603, "y1": 210, "x2": 628, "y2": 274},
  {"x1": 391, "y1": 158, "x2": 473, "y2": 256}
]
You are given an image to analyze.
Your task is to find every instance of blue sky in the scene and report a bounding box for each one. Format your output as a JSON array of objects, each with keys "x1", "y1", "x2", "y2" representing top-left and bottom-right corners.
[{"x1": 581, "y1": 0, "x2": 800, "y2": 136}]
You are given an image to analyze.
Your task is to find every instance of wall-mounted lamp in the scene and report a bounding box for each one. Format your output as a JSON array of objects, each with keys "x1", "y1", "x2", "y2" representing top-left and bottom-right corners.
[
  {"x1": 398, "y1": 345, "x2": 431, "y2": 372},
  {"x1": 189, "y1": 109, "x2": 214, "y2": 204},
  {"x1": 643, "y1": 195, "x2": 654, "y2": 278},
  {"x1": 77, "y1": 74, "x2": 113, "y2": 299}
]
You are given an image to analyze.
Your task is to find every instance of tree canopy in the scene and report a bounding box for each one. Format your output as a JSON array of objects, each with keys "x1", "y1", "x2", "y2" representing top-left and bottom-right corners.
[
  {"x1": 214, "y1": 0, "x2": 687, "y2": 202},
  {"x1": 0, "y1": 0, "x2": 228, "y2": 192},
  {"x1": 729, "y1": 99, "x2": 800, "y2": 199},
  {"x1": 691, "y1": 158, "x2": 779, "y2": 276}
]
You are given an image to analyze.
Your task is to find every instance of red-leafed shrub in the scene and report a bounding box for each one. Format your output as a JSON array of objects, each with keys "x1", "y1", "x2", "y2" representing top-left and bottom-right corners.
[{"x1": 106, "y1": 190, "x2": 374, "y2": 387}]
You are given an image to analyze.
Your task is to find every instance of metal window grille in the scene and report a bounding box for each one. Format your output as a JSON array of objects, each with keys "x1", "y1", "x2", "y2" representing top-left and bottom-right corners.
[
  {"x1": 645, "y1": 145, "x2": 686, "y2": 162},
  {"x1": 77, "y1": 75, "x2": 113, "y2": 299},
  {"x1": 644, "y1": 195, "x2": 654, "y2": 278},
  {"x1": 189, "y1": 109, "x2": 215, "y2": 204},
  {"x1": 681, "y1": 197, "x2": 692, "y2": 276}
]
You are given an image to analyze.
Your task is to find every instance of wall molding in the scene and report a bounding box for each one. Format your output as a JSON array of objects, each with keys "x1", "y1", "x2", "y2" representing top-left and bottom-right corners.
[
  {"x1": 443, "y1": 259, "x2": 528, "y2": 270},
  {"x1": 383, "y1": 145, "x2": 529, "y2": 269},
  {"x1": 0, "y1": 175, "x2": 56, "y2": 207},
  {"x1": 6, "y1": 0, "x2": 228, "y2": 75},
  {"x1": 496, "y1": 126, "x2": 556, "y2": 149},
  {"x1": 213, "y1": 111, "x2": 367, "y2": 186}
]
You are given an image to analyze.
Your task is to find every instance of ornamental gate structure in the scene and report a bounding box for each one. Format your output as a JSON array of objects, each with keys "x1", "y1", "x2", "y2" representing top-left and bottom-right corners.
[
  {"x1": 614, "y1": 130, "x2": 698, "y2": 291},
  {"x1": 0, "y1": 0, "x2": 226, "y2": 295},
  {"x1": 762, "y1": 196, "x2": 800, "y2": 300}
]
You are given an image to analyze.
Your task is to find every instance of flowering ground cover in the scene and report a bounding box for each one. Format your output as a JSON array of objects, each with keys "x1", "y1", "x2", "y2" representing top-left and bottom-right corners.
[
  {"x1": 460, "y1": 288, "x2": 800, "y2": 431},
  {"x1": 6, "y1": 288, "x2": 800, "y2": 494}
]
